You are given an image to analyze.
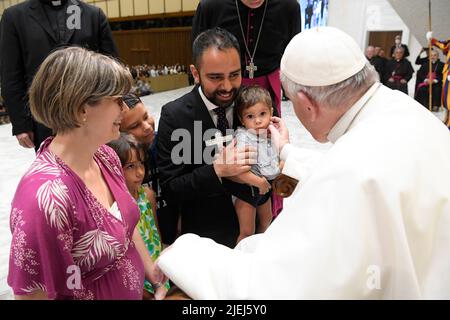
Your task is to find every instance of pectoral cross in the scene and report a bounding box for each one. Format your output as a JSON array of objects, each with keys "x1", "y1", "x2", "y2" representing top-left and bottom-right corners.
[
  {"x1": 246, "y1": 60, "x2": 258, "y2": 79},
  {"x1": 205, "y1": 131, "x2": 233, "y2": 147}
]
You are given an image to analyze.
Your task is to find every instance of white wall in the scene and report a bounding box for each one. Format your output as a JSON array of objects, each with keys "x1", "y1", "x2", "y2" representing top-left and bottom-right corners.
[
  {"x1": 388, "y1": 0, "x2": 450, "y2": 46},
  {"x1": 327, "y1": 0, "x2": 423, "y2": 96},
  {"x1": 328, "y1": 0, "x2": 412, "y2": 51}
]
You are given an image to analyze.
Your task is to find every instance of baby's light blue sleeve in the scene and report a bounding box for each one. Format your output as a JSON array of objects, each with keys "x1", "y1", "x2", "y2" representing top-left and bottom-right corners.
[{"x1": 235, "y1": 128, "x2": 249, "y2": 149}]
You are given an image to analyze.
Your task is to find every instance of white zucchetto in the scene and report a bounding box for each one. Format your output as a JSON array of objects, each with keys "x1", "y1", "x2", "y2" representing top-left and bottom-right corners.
[{"x1": 281, "y1": 27, "x2": 367, "y2": 86}]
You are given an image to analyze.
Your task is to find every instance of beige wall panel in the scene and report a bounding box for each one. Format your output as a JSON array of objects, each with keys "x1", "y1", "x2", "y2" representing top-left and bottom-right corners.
[
  {"x1": 94, "y1": 1, "x2": 107, "y2": 15},
  {"x1": 134, "y1": 0, "x2": 148, "y2": 15},
  {"x1": 107, "y1": 0, "x2": 120, "y2": 18},
  {"x1": 182, "y1": 0, "x2": 199, "y2": 11},
  {"x1": 0, "y1": 2, "x2": 4, "y2": 15},
  {"x1": 112, "y1": 27, "x2": 193, "y2": 67},
  {"x1": 120, "y1": 0, "x2": 134, "y2": 17},
  {"x1": 149, "y1": 0, "x2": 164, "y2": 14},
  {"x1": 3, "y1": 0, "x2": 11, "y2": 9},
  {"x1": 164, "y1": 0, "x2": 181, "y2": 13}
]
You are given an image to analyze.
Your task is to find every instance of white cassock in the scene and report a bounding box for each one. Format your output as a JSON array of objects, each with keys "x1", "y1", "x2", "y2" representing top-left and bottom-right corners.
[{"x1": 158, "y1": 83, "x2": 450, "y2": 299}]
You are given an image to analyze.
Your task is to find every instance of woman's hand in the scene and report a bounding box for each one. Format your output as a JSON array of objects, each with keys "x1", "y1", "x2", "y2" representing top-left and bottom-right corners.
[
  {"x1": 148, "y1": 263, "x2": 168, "y2": 300},
  {"x1": 132, "y1": 227, "x2": 168, "y2": 300}
]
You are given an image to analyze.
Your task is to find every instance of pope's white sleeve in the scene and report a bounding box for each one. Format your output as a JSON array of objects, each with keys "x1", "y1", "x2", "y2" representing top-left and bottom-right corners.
[
  {"x1": 157, "y1": 234, "x2": 254, "y2": 300},
  {"x1": 280, "y1": 144, "x2": 325, "y2": 181}
]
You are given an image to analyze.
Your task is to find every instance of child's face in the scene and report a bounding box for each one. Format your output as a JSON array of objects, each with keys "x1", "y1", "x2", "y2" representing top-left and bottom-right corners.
[
  {"x1": 123, "y1": 148, "x2": 145, "y2": 193},
  {"x1": 240, "y1": 102, "x2": 272, "y2": 132},
  {"x1": 120, "y1": 102, "x2": 155, "y2": 145}
]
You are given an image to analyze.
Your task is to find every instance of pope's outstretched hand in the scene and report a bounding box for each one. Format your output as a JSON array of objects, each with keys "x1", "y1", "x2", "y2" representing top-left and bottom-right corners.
[{"x1": 268, "y1": 117, "x2": 290, "y2": 154}]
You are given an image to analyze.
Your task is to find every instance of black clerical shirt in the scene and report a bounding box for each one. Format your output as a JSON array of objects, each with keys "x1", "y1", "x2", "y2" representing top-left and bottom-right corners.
[
  {"x1": 40, "y1": 0, "x2": 69, "y2": 45},
  {"x1": 192, "y1": 0, "x2": 301, "y2": 78}
]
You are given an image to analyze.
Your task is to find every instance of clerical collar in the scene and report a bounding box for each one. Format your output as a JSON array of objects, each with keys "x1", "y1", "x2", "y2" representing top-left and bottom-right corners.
[
  {"x1": 327, "y1": 82, "x2": 381, "y2": 143},
  {"x1": 198, "y1": 86, "x2": 233, "y2": 112}
]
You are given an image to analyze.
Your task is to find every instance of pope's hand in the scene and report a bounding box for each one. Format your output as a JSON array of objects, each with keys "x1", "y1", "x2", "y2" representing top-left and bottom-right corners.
[
  {"x1": 426, "y1": 31, "x2": 433, "y2": 42},
  {"x1": 268, "y1": 117, "x2": 290, "y2": 154}
]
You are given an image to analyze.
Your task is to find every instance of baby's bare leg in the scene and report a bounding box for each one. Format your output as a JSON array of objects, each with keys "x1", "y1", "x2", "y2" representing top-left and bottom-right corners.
[
  {"x1": 256, "y1": 199, "x2": 273, "y2": 233},
  {"x1": 235, "y1": 198, "x2": 257, "y2": 244}
]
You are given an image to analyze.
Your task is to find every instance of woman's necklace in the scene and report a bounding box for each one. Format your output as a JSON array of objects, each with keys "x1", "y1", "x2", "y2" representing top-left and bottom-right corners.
[{"x1": 235, "y1": 0, "x2": 269, "y2": 79}]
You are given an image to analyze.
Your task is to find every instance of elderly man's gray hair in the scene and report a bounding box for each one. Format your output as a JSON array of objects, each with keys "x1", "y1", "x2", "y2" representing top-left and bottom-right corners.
[{"x1": 281, "y1": 62, "x2": 379, "y2": 108}]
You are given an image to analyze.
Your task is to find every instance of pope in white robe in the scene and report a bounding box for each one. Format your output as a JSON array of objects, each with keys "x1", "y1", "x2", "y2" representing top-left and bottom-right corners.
[{"x1": 157, "y1": 27, "x2": 450, "y2": 299}]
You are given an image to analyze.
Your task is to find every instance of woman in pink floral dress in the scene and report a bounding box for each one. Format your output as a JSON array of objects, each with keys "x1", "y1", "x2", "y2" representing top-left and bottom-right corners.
[{"x1": 8, "y1": 47, "x2": 167, "y2": 300}]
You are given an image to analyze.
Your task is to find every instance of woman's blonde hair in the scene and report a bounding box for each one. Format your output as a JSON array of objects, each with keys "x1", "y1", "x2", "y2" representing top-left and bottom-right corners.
[{"x1": 29, "y1": 46, "x2": 132, "y2": 134}]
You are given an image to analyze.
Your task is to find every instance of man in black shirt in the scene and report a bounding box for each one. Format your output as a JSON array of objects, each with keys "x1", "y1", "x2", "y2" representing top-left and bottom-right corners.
[
  {"x1": 157, "y1": 28, "x2": 256, "y2": 248},
  {"x1": 0, "y1": 0, "x2": 118, "y2": 151},
  {"x1": 385, "y1": 47, "x2": 414, "y2": 95},
  {"x1": 366, "y1": 45, "x2": 386, "y2": 83},
  {"x1": 415, "y1": 50, "x2": 444, "y2": 110}
]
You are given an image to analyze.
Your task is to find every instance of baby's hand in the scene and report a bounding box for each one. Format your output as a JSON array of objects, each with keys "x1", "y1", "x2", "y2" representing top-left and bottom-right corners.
[{"x1": 258, "y1": 178, "x2": 271, "y2": 195}]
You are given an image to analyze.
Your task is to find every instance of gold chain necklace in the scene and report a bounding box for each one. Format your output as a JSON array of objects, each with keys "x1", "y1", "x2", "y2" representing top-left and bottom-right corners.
[{"x1": 235, "y1": 0, "x2": 269, "y2": 79}]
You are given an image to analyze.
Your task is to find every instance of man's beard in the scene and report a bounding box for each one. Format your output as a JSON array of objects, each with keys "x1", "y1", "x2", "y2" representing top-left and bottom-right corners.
[{"x1": 200, "y1": 84, "x2": 239, "y2": 108}]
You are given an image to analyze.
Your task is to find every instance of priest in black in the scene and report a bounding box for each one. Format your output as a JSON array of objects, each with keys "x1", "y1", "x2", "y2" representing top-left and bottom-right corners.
[
  {"x1": 0, "y1": 0, "x2": 118, "y2": 151},
  {"x1": 157, "y1": 28, "x2": 255, "y2": 248},
  {"x1": 415, "y1": 50, "x2": 444, "y2": 109},
  {"x1": 366, "y1": 45, "x2": 386, "y2": 83},
  {"x1": 385, "y1": 47, "x2": 414, "y2": 95}
]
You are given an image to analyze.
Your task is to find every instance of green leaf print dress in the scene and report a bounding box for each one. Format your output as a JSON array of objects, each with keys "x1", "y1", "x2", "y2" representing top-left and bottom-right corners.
[{"x1": 137, "y1": 186, "x2": 170, "y2": 293}]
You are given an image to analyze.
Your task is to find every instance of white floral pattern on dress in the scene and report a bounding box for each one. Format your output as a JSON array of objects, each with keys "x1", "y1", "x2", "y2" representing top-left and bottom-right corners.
[
  {"x1": 98, "y1": 147, "x2": 123, "y2": 178},
  {"x1": 36, "y1": 178, "x2": 71, "y2": 231},
  {"x1": 85, "y1": 189, "x2": 105, "y2": 227},
  {"x1": 10, "y1": 208, "x2": 25, "y2": 230},
  {"x1": 72, "y1": 229, "x2": 123, "y2": 270},
  {"x1": 21, "y1": 281, "x2": 47, "y2": 294},
  {"x1": 10, "y1": 209, "x2": 39, "y2": 275},
  {"x1": 73, "y1": 288, "x2": 95, "y2": 300},
  {"x1": 25, "y1": 150, "x2": 61, "y2": 177},
  {"x1": 57, "y1": 231, "x2": 74, "y2": 252},
  {"x1": 116, "y1": 257, "x2": 141, "y2": 294}
]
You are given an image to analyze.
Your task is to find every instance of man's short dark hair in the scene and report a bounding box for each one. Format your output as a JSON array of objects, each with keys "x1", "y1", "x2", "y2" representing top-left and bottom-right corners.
[{"x1": 192, "y1": 27, "x2": 240, "y2": 68}]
